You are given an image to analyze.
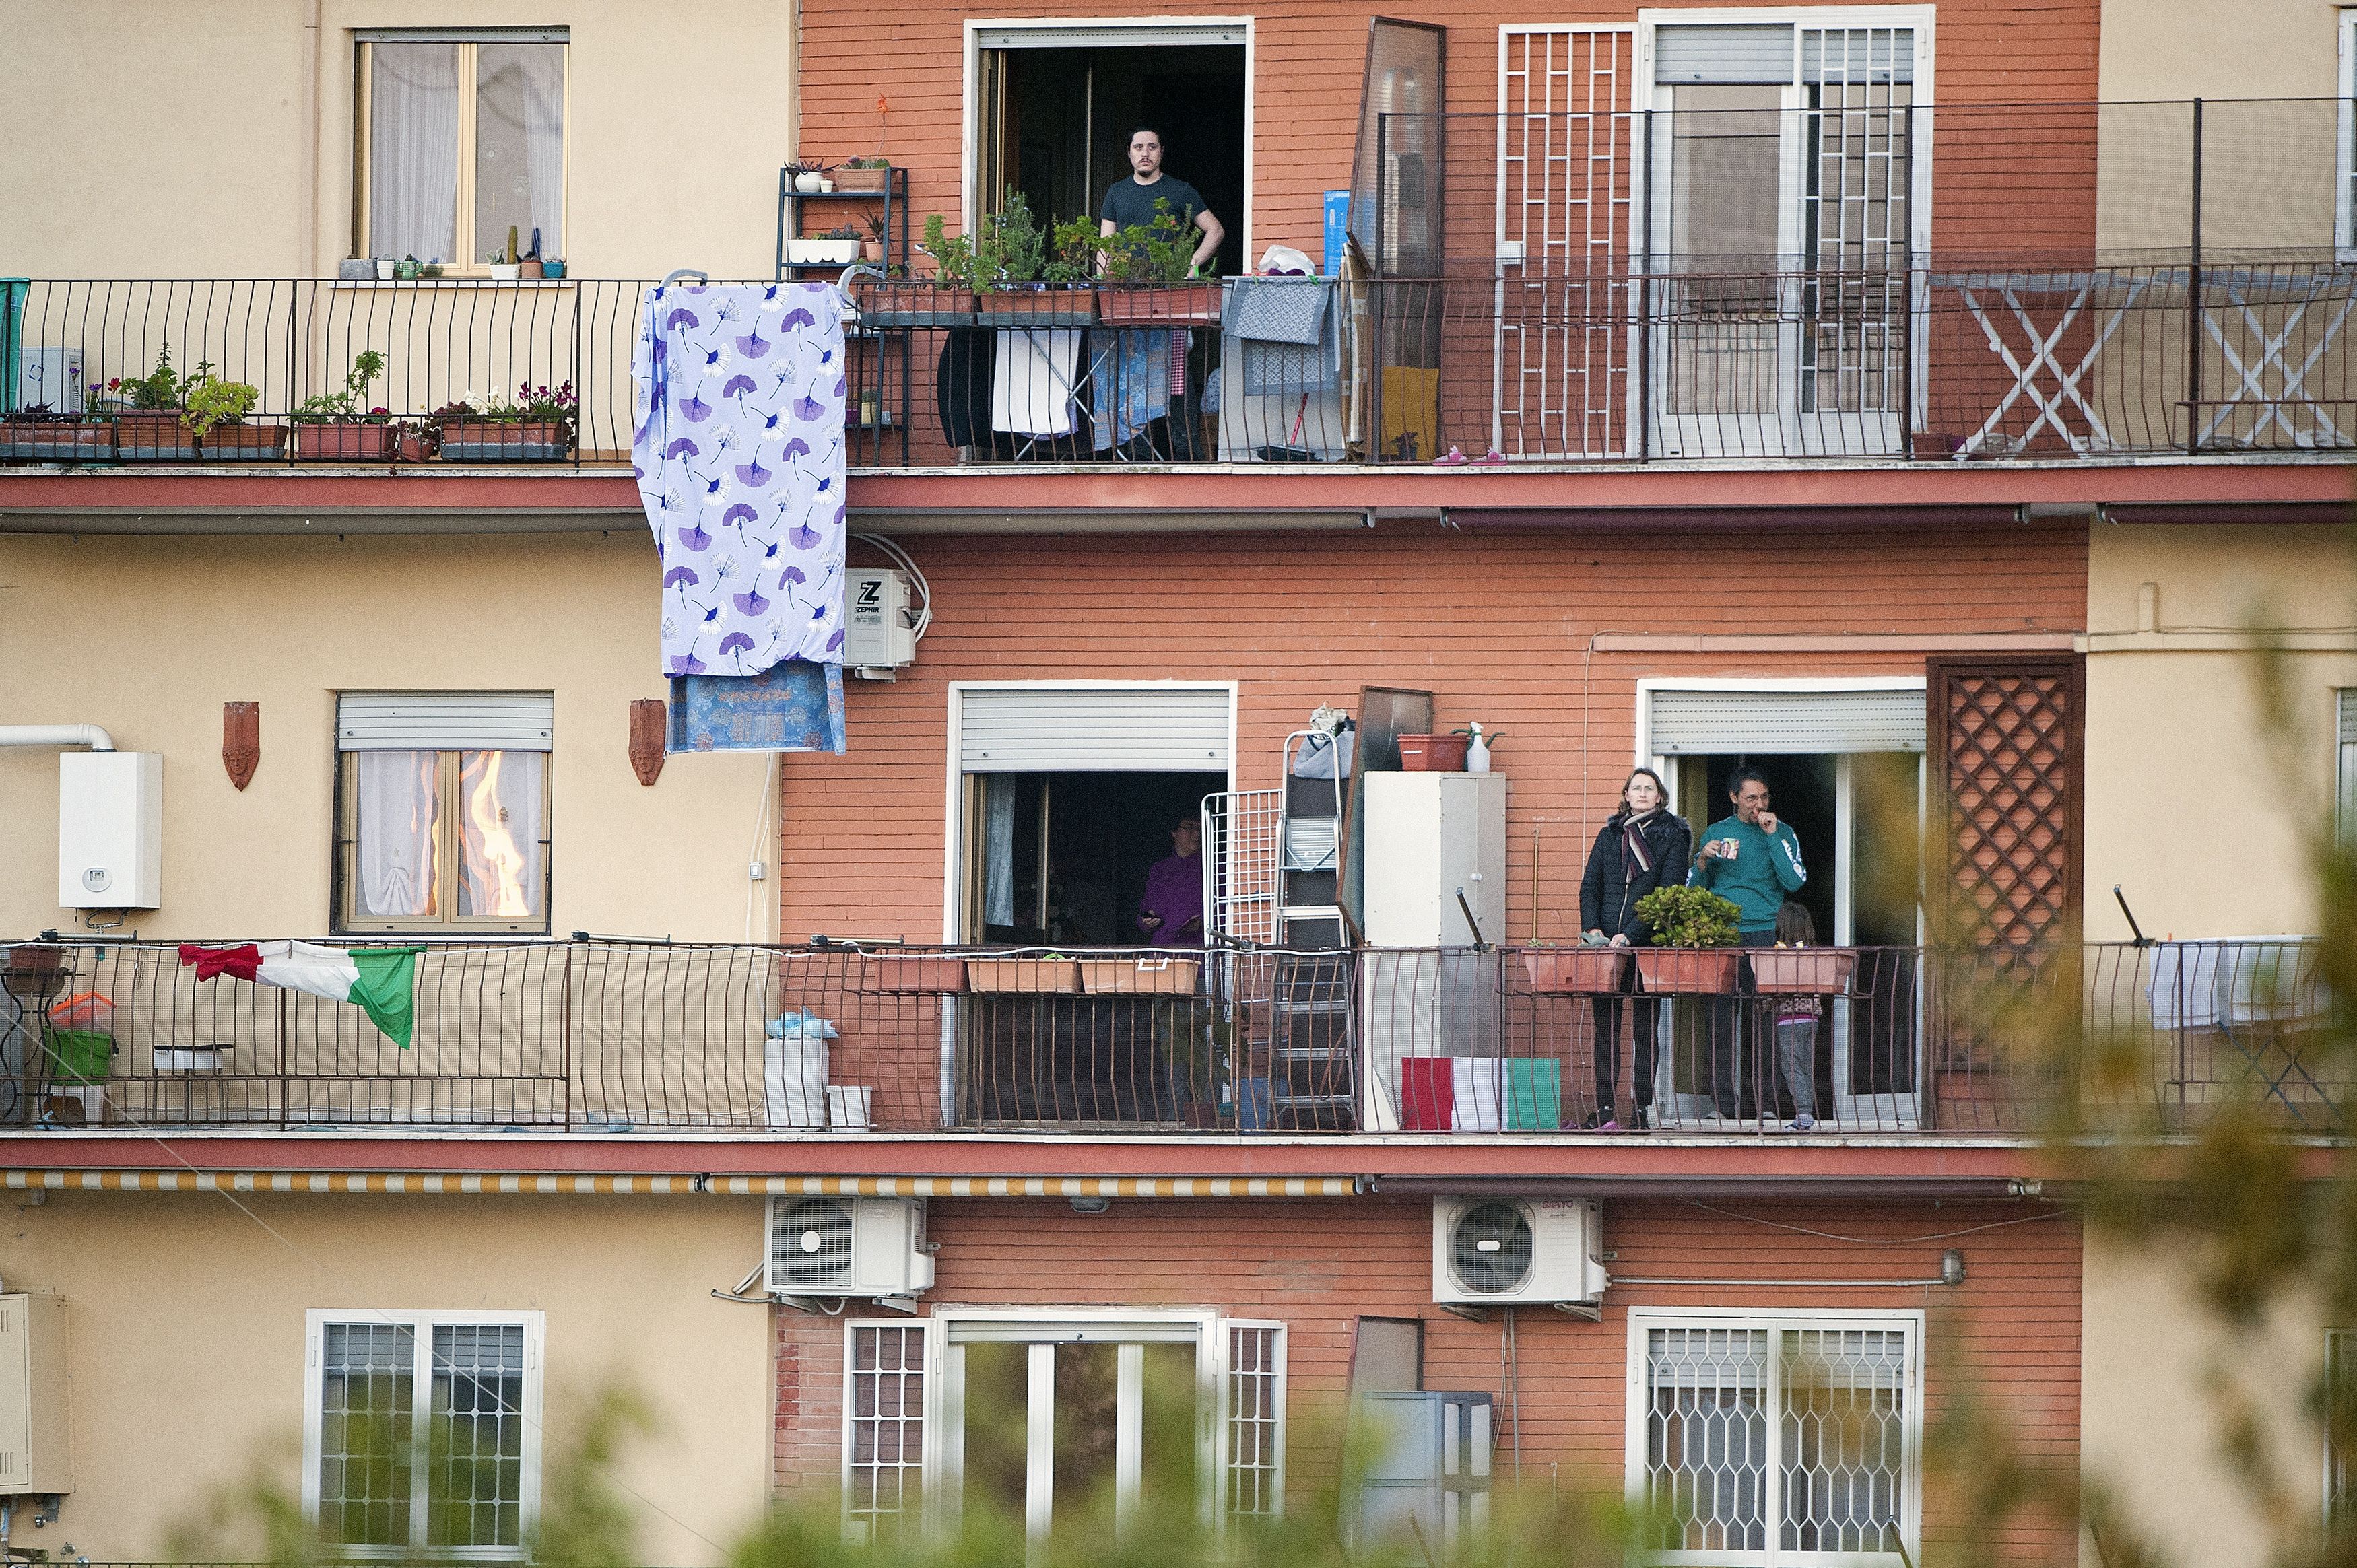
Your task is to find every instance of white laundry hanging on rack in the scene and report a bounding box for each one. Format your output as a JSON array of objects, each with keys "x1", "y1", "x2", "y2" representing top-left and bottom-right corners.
[{"x1": 990, "y1": 328, "x2": 1083, "y2": 438}]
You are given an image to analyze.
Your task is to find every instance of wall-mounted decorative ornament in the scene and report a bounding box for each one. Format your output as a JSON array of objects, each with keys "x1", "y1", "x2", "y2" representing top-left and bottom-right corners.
[
  {"x1": 223, "y1": 702, "x2": 260, "y2": 790},
  {"x1": 629, "y1": 700, "x2": 667, "y2": 786}
]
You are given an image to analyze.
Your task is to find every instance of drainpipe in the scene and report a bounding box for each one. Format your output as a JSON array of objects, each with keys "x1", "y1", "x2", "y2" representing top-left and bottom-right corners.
[{"x1": 0, "y1": 726, "x2": 114, "y2": 751}]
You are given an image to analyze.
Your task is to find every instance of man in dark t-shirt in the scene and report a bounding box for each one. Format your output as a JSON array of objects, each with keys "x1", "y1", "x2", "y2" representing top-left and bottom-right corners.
[{"x1": 1098, "y1": 126, "x2": 1225, "y2": 274}]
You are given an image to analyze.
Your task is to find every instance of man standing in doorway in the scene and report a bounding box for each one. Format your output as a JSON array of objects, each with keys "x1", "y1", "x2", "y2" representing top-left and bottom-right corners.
[
  {"x1": 1689, "y1": 768, "x2": 1807, "y2": 1120},
  {"x1": 1100, "y1": 127, "x2": 1225, "y2": 271}
]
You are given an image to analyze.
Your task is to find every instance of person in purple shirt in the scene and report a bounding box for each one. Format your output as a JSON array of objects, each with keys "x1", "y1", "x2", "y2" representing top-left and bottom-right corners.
[{"x1": 1137, "y1": 817, "x2": 1205, "y2": 947}]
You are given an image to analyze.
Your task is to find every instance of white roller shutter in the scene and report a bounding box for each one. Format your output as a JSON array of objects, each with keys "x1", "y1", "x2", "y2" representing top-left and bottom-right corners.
[
  {"x1": 958, "y1": 686, "x2": 1230, "y2": 772},
  {"x1": 1647, "y1": 687, "x2": 1924, "y2": 755},
  {"x1": 1651, "y1": 23, "x2": 1796, "y2": 84},
  {"x1": 336, "y1": 691, "x2": 555, "y2": 752},
  {"x1": 974, "y1": 22, "x2": 1244, "y2": 48}
]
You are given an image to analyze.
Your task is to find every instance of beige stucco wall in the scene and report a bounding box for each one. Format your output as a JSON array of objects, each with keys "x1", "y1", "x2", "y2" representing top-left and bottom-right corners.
[
  {"x1": 0, "y1": 1192, "x2": 770, "y2": 1563},
  {"x1": 2082, "y1": 1227, "x2": 2328, "y2": 1568},
  {"x1": 0, "y1": 0, "x2": 794, "y2": 277},
  {"x1": 2082, "y1": 522, "x2": 2357, "y2": 941},
  {"x1": 0, "y1": 531, "x2": 776, "y2": 941}
]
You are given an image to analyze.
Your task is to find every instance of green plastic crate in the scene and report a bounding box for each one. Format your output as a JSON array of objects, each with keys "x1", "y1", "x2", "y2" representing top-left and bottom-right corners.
[{"x1": 43, "y1": 1028, "x2": 112, "y2": 1085}]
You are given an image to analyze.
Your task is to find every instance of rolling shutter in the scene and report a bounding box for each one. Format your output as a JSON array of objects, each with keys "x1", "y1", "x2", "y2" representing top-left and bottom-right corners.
[
  {"x1": 1647, "y1": 687, "x2": 1925, "y2": 755},
  {"x1": 1651, "y1": 24, "x2": 1796, "y2": 85},
  {"x1": 336, "y1": 691, "x2": 555, "y2": 751},
  {"x1": 958, "y1": 686, "x2": 1230, "y2": 772}
]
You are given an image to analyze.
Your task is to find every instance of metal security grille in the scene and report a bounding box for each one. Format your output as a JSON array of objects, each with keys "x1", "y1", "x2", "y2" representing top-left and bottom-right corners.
[
  {"x1": 321, "y1": 1323, "x2": 418, "y2": 1547},
  {"x1": 1798, "y1": 28, "x2": 1915, "y2": 425},
  {"x1": 429, "y1": 1324, "x2": 527, "y2": 1548},
  {"x1": 1495, "y1": 26, "x2": 1637, "y2": 457},
  {"x1": 1641, "y1": 1318, "x2": 1916, "y2": 1563},
  {"x1": 846, "y1": 1323, "x2": 927, "y2": 1536},
  {"x1": 1225, "y1": 1323, "x2": 1286, "y2": 1519},
  {"x1": 1203, "y1": 788, "x2": 1282, "y2": 946}
]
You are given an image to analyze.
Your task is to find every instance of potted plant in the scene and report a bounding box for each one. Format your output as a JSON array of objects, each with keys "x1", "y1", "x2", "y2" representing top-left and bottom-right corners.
[
  {"x1": 486, "y1": 228, "x2": 522, "y2": 281},
  {"x1": 855, "y1": 213, "x2": 983, "y2": 327},
  {"x1": 1523, "y1": 941, "x2": 1630, "y2": 994},
  {"x1": 1749, "y1": 945, "x2": 1857, "y2": 994},
  {"x1": 0, "y1": 403, "x2": 114, "y2": 463},
  {"x1": 1630, "y1": 885, "x2": 1746, "y2": 992},
  {"x1": 972, "y1": 193, "x2": 1097, "y2": 327},
  {"x1": 836, "y1": 155, "x2": 894, "y2": 192},
  {"x1": 395, "y1": 254, "x2": 422, "y2": 281},
  {"x1": 520, "y1": 227, "x2": 546, "y2": 279},
  {"x1": 789, "y1": 224, "x2": 864, "y2": 266},
  {"x1": 185, "y1": 368, "x2": 283, "y2": 460},
  {"x1": 435, "y1": 381, "x2": 576, "y2": 461},
  {"x1": 1097, "y1": 200, "x2": 1224, "y2": 326},
  {"x1": 541, "y1": 257, "x2": 566, "y2": 279},
  {"x1": 859, "y1": 211, "x2": 891, "y2": 264},
  {"x1": 292, "y1": 349, "x2": 394, "y2": 461},
  {"x1": 108, "y1": 345, "x2": 199, "y2": 460},
  {"x1": 789, "y1": 161, "x2": 827, "y2": 195}
]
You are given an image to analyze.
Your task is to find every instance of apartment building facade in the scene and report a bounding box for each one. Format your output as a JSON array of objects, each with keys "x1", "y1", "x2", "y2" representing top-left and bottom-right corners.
[{"x1": 0, "y1": 0, "x2": 2348, "y2": 1563}]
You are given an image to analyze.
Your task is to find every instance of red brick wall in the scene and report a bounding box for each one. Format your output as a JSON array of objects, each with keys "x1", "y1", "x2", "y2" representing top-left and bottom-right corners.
[
  {"x1": 775, "y1": 1196, "x2": 2083, "y2": 1561},
  {"x1": 783, "y1": 524, "x2": 2086, "y2": 947}
]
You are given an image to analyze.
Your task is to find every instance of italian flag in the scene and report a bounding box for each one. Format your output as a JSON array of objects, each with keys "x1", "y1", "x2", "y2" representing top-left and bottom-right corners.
[{"x1": 178, "y1": 941, "x2": 424, "y2": 1048}]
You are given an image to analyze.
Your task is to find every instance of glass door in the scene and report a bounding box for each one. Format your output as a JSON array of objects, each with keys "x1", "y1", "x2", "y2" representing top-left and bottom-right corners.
[{"x1": 945, "y1": 1324, "x2": 1207, "y2": 1557}]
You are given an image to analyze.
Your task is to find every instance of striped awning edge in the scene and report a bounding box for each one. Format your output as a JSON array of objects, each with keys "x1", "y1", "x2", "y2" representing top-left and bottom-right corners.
[{"x1": 0, "y1": 1170, "x2": 1360, "y2": 1199}]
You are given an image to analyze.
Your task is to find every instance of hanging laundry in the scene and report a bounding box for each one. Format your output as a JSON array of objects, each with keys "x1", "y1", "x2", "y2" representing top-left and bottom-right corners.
[
  {"x1": 1088, "y1": 329, "x2": 1173, "y2": 452},
  {"x1": 632, "y1": 281, "x2": 848, "y2": 681},
  {"x1": 178, "y1": 941, "x2": 422, "y2": 1048},
  {"x1": 989, "y1": 328, "x2": 1082, "y2": 438},
  {"x1": 669, "y1": 659, "x2": 846, "y2": 755}
]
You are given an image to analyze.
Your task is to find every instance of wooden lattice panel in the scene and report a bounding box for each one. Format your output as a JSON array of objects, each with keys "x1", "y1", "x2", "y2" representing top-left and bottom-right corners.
[{"x1": 1930, "y1": 657, "x2": 2084, "y2": 947}]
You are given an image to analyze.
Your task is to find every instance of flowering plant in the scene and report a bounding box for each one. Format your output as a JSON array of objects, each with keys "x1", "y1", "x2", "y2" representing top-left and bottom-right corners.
[{"x1": 441, "y1": 382, "x2": 577, "y2": 425}]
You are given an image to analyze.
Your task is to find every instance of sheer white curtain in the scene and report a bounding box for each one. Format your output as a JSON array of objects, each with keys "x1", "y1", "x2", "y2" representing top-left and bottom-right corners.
[
  {"x1": 983, "y1": 775, "x2": 1016, "y2": 928},
  {"x1": 476, "y1": 44, "x2": 565, "y2": 260},
  {"x1": 458, "y1": 750, "x2": 545, "y2": 919},
  {"x1": 355, "y1": 751, "x2": 440, "y2": 918},
  {"x1": 369, "y1": 42, "x2": 461, "y2": 262}
]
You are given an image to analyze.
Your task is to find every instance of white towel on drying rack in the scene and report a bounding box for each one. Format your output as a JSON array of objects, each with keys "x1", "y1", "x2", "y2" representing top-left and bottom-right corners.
[{"x1": 990, "y1": 328, "x2": 1082, "y2": 437}]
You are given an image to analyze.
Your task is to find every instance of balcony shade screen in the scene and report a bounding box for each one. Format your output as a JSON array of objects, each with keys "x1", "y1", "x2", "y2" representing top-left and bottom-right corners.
[
  {"x1": 1651, "y1": 24, "x2": 1798, "y2": 85},
  {"x1": 957, "y1": 687, "x2": 1229, "y2": 772},
  {"x1": 337, "y1": 692, "x2": 556, "y2": 752},
  {"x1": 1647, "y1": 687, "x2": 1926, "y2": 755}
]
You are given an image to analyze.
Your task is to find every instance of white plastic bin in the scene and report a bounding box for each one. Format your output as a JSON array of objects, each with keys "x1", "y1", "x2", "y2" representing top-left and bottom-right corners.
[
  {"x1": 826, "y1": 1085, "x2": 873, "y2": 1131},
  {"x1": 764, "y1": 1036, "x2": 829, "y2": 1128}
]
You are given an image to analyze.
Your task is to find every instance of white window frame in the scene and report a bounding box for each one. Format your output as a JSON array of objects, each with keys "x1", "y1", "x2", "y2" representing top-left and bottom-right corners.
[
  {"x1": 844, "y1": 1318, "x2": 932, "y2": 1542},
  {"x1": 2338, "y1": 14, "x2": 2357, "y2": 261},
  {"x1": 354, "y1": 30, "x2": 571, "y2": 270},
  {"x1": 1624, "y1": 1306, "x2": 1923, "y2": 1568},
  {"x1": 958, "y1": 17, "x2": 1255, "y2": 258},
  {"x1": 300, "y1": 1308, "x2": 545, "y2": 1561},
  {"x1": 898, "y1": 1307, "x2": 1284, "y2": 1539},
  {"x1": 2337, "y1": 688, "x2": 2357, "y2": 850}
]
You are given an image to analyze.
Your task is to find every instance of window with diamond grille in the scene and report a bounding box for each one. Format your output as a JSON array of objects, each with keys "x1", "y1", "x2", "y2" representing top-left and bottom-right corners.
[
  {"x1": 308, "y1": 1311, "x2": 541, "y2": 1557},
  {"x1": 1225, "y1": 1323, "x2": 1287, "y2": 1520},
  {"x1": 1636, "y1": 1314, "x2": 1918, "y2": 1565},
  {"x1": 845, "y1": 1323, "x2": 927, "y2": 1537}
]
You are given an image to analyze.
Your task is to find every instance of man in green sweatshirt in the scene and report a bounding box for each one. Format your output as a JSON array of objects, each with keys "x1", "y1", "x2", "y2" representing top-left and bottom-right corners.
[{"x1": 1688, "y1": 768, "x2": 1808, "y2": 1118}]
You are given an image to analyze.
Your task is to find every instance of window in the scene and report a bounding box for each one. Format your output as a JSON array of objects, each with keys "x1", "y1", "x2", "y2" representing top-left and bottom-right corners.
[
  {"x1": 2337, "y1": 689, "x2": 2357, "y2": 850},
  {"x1": 335, "y1": 692, "x2": 553, "y2": 933},
  {"x1": 304, "y1": 1310, "x2": 543, "y2": 1557},
  {"x1": 2339, "y1": 14, "x2": 2357, "y2": 257},
  {"x1": 356, "y1": 31, "x2": 566, "y2": 267},
  {"x1": 2331, "y1": 1329, "x2": 2356, "y2": 1529},
  {"x1": 846, "y1": 1313, "x2": 1286, "y2": 1540},
  {"x1": 1630, "y1": 1309, "x2": 1919, "y2": 1563}
]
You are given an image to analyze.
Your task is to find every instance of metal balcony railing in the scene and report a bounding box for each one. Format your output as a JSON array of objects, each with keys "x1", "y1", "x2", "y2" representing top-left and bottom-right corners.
[{"x1": 0, "y1": 937, "x2": 2336, "y2": 1137}]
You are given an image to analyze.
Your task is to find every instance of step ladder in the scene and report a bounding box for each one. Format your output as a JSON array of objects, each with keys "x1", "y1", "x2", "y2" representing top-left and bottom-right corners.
[{"x1": 1271, "y1": 730, "x2": 1355, "y2": 1126}]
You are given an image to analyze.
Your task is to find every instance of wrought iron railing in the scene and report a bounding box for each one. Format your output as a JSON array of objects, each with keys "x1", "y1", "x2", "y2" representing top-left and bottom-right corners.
[{"x1": 0, "y1": 937, "x2": 2335, "y2": 1136}]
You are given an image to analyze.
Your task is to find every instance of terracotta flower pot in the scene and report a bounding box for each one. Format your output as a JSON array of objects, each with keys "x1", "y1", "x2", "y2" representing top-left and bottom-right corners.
[
  {"x1": 1633, "y1": 948, "x2": 1745, "y2": 994},
  {"x1": 855, "y1": 955, "x2": 967, "y2": 994},
  {"x1": 198, "y1": 423, "x2": 289, "y2": 461},
  {"x1": 0, "y1": 420, "x2": 114, "y2": 462},
  {"x1": 974, "y1": 285, "x2": 1097, "y2": 328},
  {"x1": 966, "y1": 957, "x2": 1083, "y2": 994},
  {"x1": 834, "y1": 166, "x2": 892, "y2": 192},
  {"x1": 116, "y1": 411, "x2": 198, "y2": 461},
  {"x1": 1397, "y1": 734, "x2": 1469, "y2": 772},
  {"x1": 1096, "y1": 281, "x2": 1225, "y2": 327},
  {"x1": 296, "y1": 422, "x2": 398, "y2": 461},
  {"x1": 1522, "y1": 947, "x2": 1629, "y2": 994},
  {"x1": 854, "y1": 279, "x2": 974, "y2": 327},
  {"x1": 439, "y1": 419, "x2": 570, "y2": 461},
  {"x1": 1748, "y1": 949, "x2": 1857, "y2": 995}
]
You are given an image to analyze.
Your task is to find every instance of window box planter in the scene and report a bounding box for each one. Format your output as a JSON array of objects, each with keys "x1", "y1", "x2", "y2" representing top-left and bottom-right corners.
[
  {"x1": 116, "y1": 412, "x2": 198, "y2": 461},
  {"x1": 1522, "y1": 947, "x2": 1628, "y2": 994},
  {"x1": 295, "y1": 422, "x2": 399, "y2": 461},
  {"x1": 1096, "y1": 281, "x2": 1224, "y2": 327},
  {"x1": 0, "y1": 420, "x2": 114, "y2": 462},
  {"x1": 833, "y1": 164, "x2": 894, "y2": 193},
  {"x1": 855, "y1": 954, "x2": 968, "y2": 994},
  {"x1": 853, "y1": 279, "x2": 976, "y2": 327},
  {"x1": 439, "y1": 420, "x2": 572, "y2": 461},
  {"x1": 1748, "y1": 949, "x2": 1856, "y2": 995},
  {"x1": 1632, "y1": 948, "x2": 1745, "y2": 994},
  {"x1": 967, "y1": 957, "x2": 1083, "y2": 994},
  {"x1": 787, "y1": 238, "x2": 862, "y2": 265},
  {"x1": 1079, "y1": 956, "x2": 1201, "y2": 995},
  {"x1": 199, "y1": 423, "x2": 289, "y2": 462},
  {"x1": 974, "y1": 285, "x2": 1098, "y2": 328}
]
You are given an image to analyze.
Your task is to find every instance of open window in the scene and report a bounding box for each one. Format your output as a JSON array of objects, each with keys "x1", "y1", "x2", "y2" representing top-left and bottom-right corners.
[{"x1": 972, "y1": 22, "x2": 1248, "y2": 277}]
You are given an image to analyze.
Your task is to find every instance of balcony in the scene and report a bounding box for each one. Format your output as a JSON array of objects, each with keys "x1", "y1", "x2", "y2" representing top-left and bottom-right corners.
[{"x1": 0, "y1": 937, "x2": 2334, "y2": 1138}]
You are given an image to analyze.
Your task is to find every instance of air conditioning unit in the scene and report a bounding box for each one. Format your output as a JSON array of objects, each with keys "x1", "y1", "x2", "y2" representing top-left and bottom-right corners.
[
  {"x1": 13, "y1": 348, "x2": 84, "y2": 415},
  {"x1": 844, "y1": 569, "x2": 917, "y2": 677},
  {"x1": 1432, "y1": 1197, "x2": 1607, "y2": 1309},
  {"x1": 767, "y1": 1195, "x2": 933, "y2": 1299}
]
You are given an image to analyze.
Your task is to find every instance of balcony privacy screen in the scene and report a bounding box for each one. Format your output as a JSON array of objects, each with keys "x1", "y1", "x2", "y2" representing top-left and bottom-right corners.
[{"x1": 1349, "y1": 18, "x2": 1445, "y2": 276}]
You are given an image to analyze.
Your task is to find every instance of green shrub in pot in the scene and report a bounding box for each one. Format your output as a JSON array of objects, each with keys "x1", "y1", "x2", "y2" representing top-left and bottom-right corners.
[{"x1": 1634, "y1": 885, "x2": 1743, "y2": 949}]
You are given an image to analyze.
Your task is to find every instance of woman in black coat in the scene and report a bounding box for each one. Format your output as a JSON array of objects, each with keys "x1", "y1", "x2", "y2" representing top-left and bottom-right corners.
[{"x1": 1575, "y1": 767, "x2": 1691, "y2": 1130}]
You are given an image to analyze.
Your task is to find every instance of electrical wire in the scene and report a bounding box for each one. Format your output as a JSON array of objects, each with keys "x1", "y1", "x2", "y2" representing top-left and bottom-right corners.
[
  {"x1": 850, "y1": 531, "x2": 933, "y2": 640},
  {"x1": 1675, "y1": 1198, "x2": 2068, "y2": 1247},
  {"x1": 745, "y1": 751, "x2": 777, "y2": 944}
]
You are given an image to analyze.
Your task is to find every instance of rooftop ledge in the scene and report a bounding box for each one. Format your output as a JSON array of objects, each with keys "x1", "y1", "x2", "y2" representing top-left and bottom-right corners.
[{"x1": 0, "y1": 455, "x2": 2345, "y2": 536}]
